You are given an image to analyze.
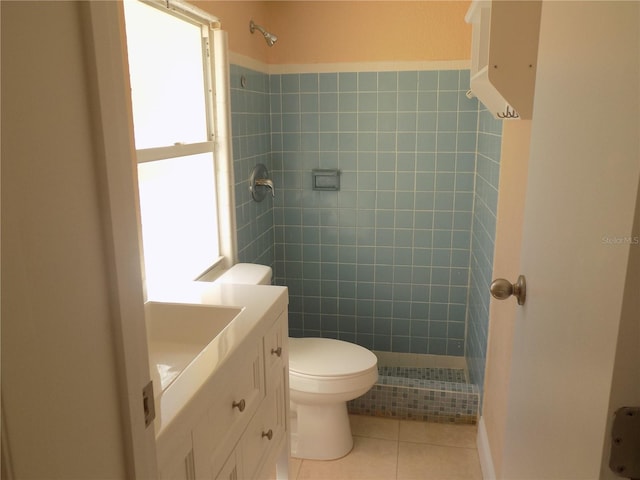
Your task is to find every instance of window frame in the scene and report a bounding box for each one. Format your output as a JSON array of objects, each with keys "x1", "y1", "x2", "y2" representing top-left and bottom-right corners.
[{"x1": 127, "y1": 0, "x2": 237, "y2": 286}]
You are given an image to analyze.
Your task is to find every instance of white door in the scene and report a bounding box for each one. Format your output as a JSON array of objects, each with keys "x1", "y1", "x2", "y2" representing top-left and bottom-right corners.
[
  {"x1": 498, "y1": 2, "x2": 640, "y2": 478},
  {"x1": 2, "y1": 2, "x2": 158, "y2": 478}
]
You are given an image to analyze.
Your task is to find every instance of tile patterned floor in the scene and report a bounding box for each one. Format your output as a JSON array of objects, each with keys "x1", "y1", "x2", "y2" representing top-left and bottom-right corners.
[{"x1": 286, "y1": 414, "x2": 482, "y2": 480}]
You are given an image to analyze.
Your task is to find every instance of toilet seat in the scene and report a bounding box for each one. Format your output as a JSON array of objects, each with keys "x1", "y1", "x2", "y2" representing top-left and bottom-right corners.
[
  {"x1": 289, "y1": 337, "x2": 378, "y2": 395},
  {"x1": 289, "y1": 337, "x2": 377, "y2": 377}
]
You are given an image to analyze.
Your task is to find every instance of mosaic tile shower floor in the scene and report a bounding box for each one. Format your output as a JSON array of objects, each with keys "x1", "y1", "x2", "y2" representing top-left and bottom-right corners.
[
  {"x1": 348, "y1": 367, "x2": 479, "y2": 424},
  {"x1": 378, "y1": 366, "x2": 468, "y2": 383}
]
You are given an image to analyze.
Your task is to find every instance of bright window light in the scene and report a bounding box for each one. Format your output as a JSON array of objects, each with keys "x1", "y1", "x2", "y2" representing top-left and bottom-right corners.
[
  {"x1": 137, "y1": 154, "x2": 219, "y2": 292},
  {"x1": 123, "y1": 0, "x2": 229, "y2": 298},
  {"x1": 124, "y1": 0, "x2": 207, "y2": 149}
]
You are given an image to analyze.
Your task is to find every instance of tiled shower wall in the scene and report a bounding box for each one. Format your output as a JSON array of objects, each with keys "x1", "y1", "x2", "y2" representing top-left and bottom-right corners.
[
  {"x1": 230, "y1": 64, "x2": 503, "y2": 370},
  {"x1": 466, "y1": 107, "x2": 502, "y2": 388},
  {"x1": 270, "y1": 70, "x2": 481, "y2": 356},
  {"x1": 230, "y1": 65, "x2": 274, "y2": 266}
]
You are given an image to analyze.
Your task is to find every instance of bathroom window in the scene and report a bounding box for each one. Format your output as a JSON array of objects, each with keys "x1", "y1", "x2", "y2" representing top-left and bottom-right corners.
[{"x1": 123, "y1": 0, "x2": 235, "y2": 296}]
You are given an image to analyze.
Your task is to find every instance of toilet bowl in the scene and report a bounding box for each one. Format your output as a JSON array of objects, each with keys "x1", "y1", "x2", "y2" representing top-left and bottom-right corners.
[
  {"x1": 288, "y1": 336, "x2": 377, "y2": 460},
  {"x1": 215, "y1": 263, "x2": 378, "y2": 460}
]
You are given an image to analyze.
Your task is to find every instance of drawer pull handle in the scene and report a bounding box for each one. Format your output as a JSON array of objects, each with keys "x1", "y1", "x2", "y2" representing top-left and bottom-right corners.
[
  {"x1": 262, "y1": 429, "x2": 273, "y2": 440},
  {"x1": 232, "y1": 399, "x2": 246, "y2": 412},
  {"x1": 271, "y1": 347, "x2": 282, "y2": 357}
]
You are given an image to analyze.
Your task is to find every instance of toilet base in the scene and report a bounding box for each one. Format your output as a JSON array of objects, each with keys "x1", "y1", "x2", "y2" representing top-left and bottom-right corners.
[{"x1": 290, "y1": 400, "x2": 353, "y2": 460}]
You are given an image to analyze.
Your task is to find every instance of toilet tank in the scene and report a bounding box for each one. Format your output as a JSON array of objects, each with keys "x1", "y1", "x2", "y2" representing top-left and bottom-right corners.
[{"x1": 215, "y1": 263, "x2": 272, "y2": 285}]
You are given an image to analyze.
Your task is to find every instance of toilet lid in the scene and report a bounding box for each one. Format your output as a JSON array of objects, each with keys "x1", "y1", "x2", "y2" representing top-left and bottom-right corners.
[{"x1": 289, "y1": 337, "x2": 377, "y2": 377}]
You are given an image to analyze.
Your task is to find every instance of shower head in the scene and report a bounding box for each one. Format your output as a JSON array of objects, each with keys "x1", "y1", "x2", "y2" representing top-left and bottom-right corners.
[{"x1": 250, "y1": 20, "x2": 278, "y2": 47}]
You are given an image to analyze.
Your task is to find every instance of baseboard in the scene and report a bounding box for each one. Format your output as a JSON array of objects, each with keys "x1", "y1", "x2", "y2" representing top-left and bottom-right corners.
[{"x1": 477, "y1": 416, "x2": 497, "y2": 480}]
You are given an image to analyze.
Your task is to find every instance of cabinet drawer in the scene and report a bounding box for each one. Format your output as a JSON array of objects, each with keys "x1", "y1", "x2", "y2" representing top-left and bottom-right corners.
[
  {"x1": 241, "y1": 367, "x2": 287, "y2": 479},
  {"x1": 193, "y1": 339, "x2": 264, "y2": 478}
]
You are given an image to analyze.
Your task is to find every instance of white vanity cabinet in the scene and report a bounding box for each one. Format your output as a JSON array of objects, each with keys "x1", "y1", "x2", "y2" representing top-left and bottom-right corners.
[
  {"x1": 153, "y1": 285, "x2": 289, "y2": 480},
  {"x1": 241, "y1": 315, "x2": 288, "y2": 480},
  {"x1": 198, "y1": 311, "x2": 288, "y2": 480},
  {"x1": 191, "y1": 337, "x2": 266, "y2": 478}
]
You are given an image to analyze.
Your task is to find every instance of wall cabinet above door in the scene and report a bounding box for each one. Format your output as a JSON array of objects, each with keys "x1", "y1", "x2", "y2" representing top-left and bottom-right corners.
[{"x1": 466, "y1": 1, "x2": 541, "y2": 120}]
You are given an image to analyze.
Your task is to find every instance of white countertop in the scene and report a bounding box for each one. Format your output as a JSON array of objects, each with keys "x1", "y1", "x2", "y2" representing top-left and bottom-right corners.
[{"x1": 146, "y1": 281, "x2": 288, "y2": 439}]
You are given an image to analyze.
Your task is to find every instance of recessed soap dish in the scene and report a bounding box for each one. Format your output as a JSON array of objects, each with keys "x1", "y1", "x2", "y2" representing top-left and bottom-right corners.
[{"x1": 312, "y1": 169, "x2": 340, "y2": 191}]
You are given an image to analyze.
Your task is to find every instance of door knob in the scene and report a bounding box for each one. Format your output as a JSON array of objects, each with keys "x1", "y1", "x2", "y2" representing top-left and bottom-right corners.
[{"x1": 490, "y1": 275, "x2": 526, "y2": 305}]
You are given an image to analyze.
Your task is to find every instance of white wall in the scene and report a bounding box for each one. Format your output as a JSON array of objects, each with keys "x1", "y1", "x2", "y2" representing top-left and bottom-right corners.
[{"x1": 1, "y1": 2, "x2": 151, "y2": 477}]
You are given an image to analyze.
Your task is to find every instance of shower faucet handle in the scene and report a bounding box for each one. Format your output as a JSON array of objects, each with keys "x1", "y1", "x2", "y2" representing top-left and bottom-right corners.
[
  {"x1": 255, "y1": 178, "x2": 275, "y2": 196},
  {"x1": 249, "y1": 164, "x2": 275, "y2": 202}
]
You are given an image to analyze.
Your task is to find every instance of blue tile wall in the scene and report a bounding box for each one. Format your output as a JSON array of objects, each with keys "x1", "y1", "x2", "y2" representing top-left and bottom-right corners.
[
  {"x1": 229, "y1": 64, "x2": 503, "y2": 380},
  {"x1": 230, "y1": 65, "x2": 274, "y2": 266},
  {"x1": 466, "y1": 106, "x2": 503, "y2": 393},
  {"x1": 270, "y1": 69, "x2": 481, "y2": 356}
]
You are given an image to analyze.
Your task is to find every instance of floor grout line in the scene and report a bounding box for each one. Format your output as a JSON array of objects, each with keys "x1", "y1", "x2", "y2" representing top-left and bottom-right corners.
[
  {"x1": 395, "y1": 435, "x2": 401, "y2": 480},
  {"x1": 398, "y1": 439, "x2": 477, "y2": 449}
]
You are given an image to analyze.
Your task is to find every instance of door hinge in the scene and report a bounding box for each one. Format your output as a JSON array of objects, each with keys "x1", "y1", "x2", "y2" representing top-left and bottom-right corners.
[
  {"x1": 609, "y1": 406, "x2": 640, "y2": 479},
  {"x1": 142, "y1": 380, "x2": 156, "y2": 428}
]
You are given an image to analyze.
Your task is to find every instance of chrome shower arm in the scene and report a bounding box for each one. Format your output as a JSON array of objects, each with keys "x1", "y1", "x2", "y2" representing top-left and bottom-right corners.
[{"x1": 249, "y1": 20, "x2": 266, "y2": 36}]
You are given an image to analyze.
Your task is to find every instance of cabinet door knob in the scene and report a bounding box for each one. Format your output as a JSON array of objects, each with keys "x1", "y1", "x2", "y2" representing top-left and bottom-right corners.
[
  {"x1": 232, "y1": 399, "x2": 246, "y2": 412},
  {"x1": 262, "y1": 429, "x2": 273, "y2": 440},
  {"x1": 271, "y1": 347, "x2": 282, "y2": 357}
]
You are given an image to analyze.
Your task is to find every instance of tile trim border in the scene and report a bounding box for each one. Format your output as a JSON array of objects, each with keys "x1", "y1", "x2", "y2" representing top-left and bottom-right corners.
[
  {"x1": 269, "y1": 59, "x2": 471, "y2": 74},
  {"x1": 228, "y1": 52, "x2": 470, "y2": 75},
  {"x1": 229, "y1": 52, "x2": 269, "y2": 74}
]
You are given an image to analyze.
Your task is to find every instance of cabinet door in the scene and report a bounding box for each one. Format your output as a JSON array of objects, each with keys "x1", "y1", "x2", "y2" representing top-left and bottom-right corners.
[
  {"x1": 194, "y1": 338, "x2": 265, "y2": 478},
  {"x1": 214, "y1": 448, "x2": 243, "y2": 480},
  {"x1": 158, "y1": 442, "x2": 195, "y2": 480},
  {"x1": 264, "y1": 311, "x2": 287, "y2": 383},
  {"x1": 241, "y1": 367, "x2": 287, "y2": 479}
]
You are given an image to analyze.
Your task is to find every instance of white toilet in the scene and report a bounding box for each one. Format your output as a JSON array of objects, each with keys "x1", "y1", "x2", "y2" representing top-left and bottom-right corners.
[
  {"x1": 288, "y1": 336, "x2": 377, "y2": 460},
  {"x1": 215, "y1": 263, "x2": 379, "y2": 460}
]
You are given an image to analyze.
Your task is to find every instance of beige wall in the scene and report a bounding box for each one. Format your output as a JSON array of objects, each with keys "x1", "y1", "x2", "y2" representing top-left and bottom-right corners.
[
  {"x1": 481, "y1": 121, "x2": 531, "y2": 478},
  {"x1": 196, "y1": 1, "x2": 272, "y2": 64},
  {"x1": 196, "y1": 1, "x2": 471, "y2": 66}
]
